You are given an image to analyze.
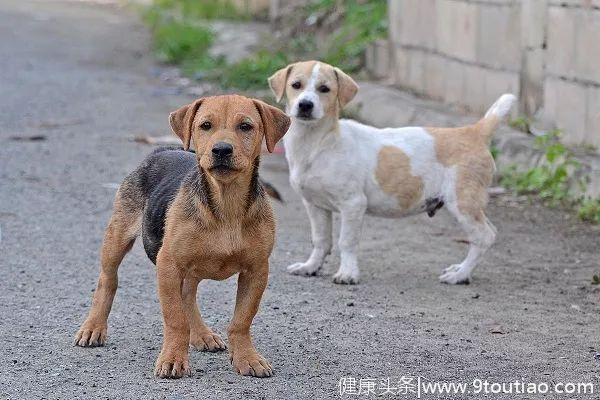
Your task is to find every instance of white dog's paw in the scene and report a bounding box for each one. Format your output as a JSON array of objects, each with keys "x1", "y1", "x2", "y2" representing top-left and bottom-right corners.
[
  {"x1": 287, "y1": 262, "x2": 320, "y2": 276},
  {"x1": 332, "y1": 269, "x2": 359, "y2": 285},
  {"x1": 439, "y1": 264, "x2": 471, "y2": 285}
]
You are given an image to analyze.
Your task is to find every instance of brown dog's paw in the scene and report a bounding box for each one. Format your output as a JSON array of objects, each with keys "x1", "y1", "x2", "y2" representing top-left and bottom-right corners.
[
  {"x1": 74, "y1": 321, "x2": 107, "y2": 347},
  {"x1": 154, "y1": 351, "x2": 191, "y2": 379},
  {"x1": 190, "y1": 331, "x2": 227, "y2": 352},
  {"x1": 230, "y1": 352, "x2": 273, "y2": 378}
]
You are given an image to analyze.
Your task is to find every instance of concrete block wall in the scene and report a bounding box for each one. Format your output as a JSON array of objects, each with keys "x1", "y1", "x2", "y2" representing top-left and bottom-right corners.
[
  {"x1": 368, "y1": 0, "x2": 600, "y2": 148},
  {"x1": 386, "y1": 0, "x2": 522, "y2": 114},
  {"x1": 544, "y1": 1, "x2": 600, "y2": 147}
]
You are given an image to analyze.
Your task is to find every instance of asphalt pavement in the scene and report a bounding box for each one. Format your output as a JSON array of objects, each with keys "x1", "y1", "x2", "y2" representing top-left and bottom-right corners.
[{"x1": 0, "y1": 2, "x2": 598, "y2": 399}]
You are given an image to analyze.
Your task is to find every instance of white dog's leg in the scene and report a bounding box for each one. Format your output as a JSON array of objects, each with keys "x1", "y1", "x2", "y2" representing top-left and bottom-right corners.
[
  {"x1": 287, "y1": 200, "x2": 332, "y2": 276},
  {"x1": 333, "y1": 198, "x2": 366, "y2": 284},
  {"x1": 440, "y1": 207, "x2": 496, "y2": 285}
]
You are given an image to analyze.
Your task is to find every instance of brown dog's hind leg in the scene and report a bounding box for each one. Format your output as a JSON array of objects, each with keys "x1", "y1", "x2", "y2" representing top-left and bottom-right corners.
[
  {"x1": 182, "y1": 277, "x2": 226, "y2": 352},
  {"x1": 75, "y1": 189, "x2": 142, "y2": 347}
]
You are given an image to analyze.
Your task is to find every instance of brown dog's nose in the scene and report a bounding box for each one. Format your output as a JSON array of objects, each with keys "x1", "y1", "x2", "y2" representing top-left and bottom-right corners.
[{"x1": 212, "y1": 142, "x2": 233, "y2": 158}]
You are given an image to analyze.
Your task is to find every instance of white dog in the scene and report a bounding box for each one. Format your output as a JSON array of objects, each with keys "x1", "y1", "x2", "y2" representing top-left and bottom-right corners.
[{"x1": 269, "y1": 60, "x2": 515, "y2": 285}]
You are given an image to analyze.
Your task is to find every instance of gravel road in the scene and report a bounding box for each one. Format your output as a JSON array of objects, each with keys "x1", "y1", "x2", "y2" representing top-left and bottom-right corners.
[{"x1": 0, "y1": 2, "x2": 598, "y2": 399}]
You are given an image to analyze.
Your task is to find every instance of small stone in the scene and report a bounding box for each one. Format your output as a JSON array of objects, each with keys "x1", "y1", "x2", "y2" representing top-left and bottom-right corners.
[{"x1": 489, "y1": 325, "x2": 508, "y2": 335}]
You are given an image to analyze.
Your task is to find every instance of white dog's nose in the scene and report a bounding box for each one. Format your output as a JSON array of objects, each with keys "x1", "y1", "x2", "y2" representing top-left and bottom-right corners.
[{"x1": 298, "y1": 100, "x2": 314, "y2": 112}]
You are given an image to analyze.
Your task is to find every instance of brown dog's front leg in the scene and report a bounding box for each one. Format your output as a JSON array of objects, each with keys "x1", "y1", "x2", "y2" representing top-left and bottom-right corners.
[
  {"x1": 228, "y1": 264, "x2": 272, "y2": 378},
  {"x1": 154, "y1": 251, "x2": 191, "y2": 379},
  {"x1": 182, "y1": 277, "x2": 227, "y2": 352}
]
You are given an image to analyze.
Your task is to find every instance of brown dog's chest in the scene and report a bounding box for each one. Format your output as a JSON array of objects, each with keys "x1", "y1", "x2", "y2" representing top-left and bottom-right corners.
[{"x1": 166, "y1": 218, "x2": 274, "y2": 281}]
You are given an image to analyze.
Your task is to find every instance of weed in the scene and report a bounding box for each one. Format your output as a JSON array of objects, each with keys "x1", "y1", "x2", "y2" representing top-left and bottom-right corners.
[
  {"x1": 490, "y1": 145, "x2": 500, "y2": 161},
  {"x1": 500, "y1": 130, "x2": 599, "y2": 223},
  {"x1": 500, "y1": 131, "x2": 579, "y2": 205},
  {"x1": 578, "y1": 198, "x2": 600, "y2": 224},
  {"x1": 509, "y1": 116, "x2": 530, "y2": 133}
]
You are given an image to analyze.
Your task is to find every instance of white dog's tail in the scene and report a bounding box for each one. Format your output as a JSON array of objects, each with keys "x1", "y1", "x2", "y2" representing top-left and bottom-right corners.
[{"x1": 479, "y1": 93, "x2": 517, "y2": 142}]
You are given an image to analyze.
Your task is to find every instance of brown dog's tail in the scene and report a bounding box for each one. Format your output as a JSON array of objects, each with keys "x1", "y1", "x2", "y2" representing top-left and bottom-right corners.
[
  {"x1": 260, "y1": 179, "x2": 283, "y2": 203},
  {"x1": 477, "y1": 94, "x2": 517, "y2": 143}
]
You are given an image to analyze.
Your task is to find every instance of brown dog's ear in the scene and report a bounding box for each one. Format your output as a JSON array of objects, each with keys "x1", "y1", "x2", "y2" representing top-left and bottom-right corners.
[
  {"x1": 253, "y1": 99, "x2": 291, "y2": 153},
  {"x1": 334, "y1": 67, "x2": 359, "y2": 108},
  {"x1": 268, "y1": 65, "x2": 293, "y2": 103},
  {"x1": 169, "y1": 98, "x2": 204, "y2": 150}
]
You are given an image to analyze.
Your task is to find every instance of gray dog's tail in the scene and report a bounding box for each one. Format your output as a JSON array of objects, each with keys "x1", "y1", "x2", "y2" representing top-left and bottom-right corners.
[{"x1": 260, "y1": 179, "x2": 283, "y2": 203}]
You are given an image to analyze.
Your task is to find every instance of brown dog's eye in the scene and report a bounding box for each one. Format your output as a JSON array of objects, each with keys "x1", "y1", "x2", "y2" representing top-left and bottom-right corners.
[
  {"x1": 239, "y1": 122, "x2": 253, "y2": 132},
  {"x1": 200, "y1": 121, "x2": 212, "y2": 131},
  {"x1": 291, "y1": 81, "x2": 301, "y2": 90},
  {"x1": 318, "y1": 85, "x2": 330, "y2": 93}
]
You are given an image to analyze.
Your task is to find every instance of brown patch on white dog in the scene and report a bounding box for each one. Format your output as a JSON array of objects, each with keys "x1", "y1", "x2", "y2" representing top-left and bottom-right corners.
[
  {"x1": 427, "y1": 117, "x2": 499, "y2": 219},
  {"x1": 375, "y1": 145, "x2": 424, "y2": 210}
]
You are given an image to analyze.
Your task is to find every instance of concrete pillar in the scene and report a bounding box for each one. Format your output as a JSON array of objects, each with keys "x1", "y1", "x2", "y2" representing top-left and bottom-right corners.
[{"x1": 520, "y1": 0, "x2": 547, "y2": 115}]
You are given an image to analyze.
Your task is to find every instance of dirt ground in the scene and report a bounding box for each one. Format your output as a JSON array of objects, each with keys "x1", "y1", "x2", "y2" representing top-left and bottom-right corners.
[{"x1": 0, "y1": 2, "x2": 598, "y2": 399}]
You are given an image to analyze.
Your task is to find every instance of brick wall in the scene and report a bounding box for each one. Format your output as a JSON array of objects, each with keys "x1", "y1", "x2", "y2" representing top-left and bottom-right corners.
[{"x1": 369, "y1": 0, "x2": 600, "y2": 147}]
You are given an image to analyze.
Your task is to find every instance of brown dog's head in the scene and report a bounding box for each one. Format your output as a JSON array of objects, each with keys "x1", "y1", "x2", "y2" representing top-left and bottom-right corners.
[
  {"x1": 268, "y1": 60, "x2": 358, "y2": 123},
  {"x1": 169, "y1": 95, "x2": 290, "y2": 182}
]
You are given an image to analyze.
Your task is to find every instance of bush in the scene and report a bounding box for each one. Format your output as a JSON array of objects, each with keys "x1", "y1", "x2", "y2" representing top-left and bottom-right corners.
[{"x1": 152, "y1": 21, "x2": 214, "y2": 64}]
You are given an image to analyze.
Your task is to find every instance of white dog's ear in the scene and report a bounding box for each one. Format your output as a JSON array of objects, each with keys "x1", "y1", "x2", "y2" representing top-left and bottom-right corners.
[
  {"x1": 169, "y1": 98, "x2": 204, "y2": 151},
  {"x1": 334, "y1": 67, "x2": 359, "y2": 108},
  {"x1": 268, "y1": 65, "x2": 293, "y2": 103}
]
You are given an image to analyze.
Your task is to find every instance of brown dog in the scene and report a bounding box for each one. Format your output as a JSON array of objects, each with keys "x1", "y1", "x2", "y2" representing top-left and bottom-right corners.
[{"x1": 74, "y1": 95, "x2": 290, "y2": 378}]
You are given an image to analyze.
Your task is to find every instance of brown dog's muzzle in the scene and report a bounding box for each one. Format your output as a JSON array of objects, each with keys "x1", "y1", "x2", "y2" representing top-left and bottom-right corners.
[{"x1": 210, "y1": 141, "x2": 236, "y2": 172}]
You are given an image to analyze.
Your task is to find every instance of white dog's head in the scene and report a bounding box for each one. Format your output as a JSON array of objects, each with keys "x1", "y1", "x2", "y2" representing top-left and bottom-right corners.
[{"x1": 268, "y1": 61, "x2": 358, "y2": 123}]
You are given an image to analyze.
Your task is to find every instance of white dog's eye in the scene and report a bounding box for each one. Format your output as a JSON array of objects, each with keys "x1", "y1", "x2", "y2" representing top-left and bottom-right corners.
[
  {"x1": 200, "y1": 121, "x2": 212, "y2": 131},
  {"x1": 318, "y1": 85, "x2": 330, "y2": 93},
  {"x1": 291, "y1": 81, "x2": 302, "y2": 89}
]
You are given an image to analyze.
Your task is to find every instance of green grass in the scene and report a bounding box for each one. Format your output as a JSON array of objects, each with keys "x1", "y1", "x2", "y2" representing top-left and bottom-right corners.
[
  {"x1": 142, "y1": 0, "x2": 388, "y2": 90},
  {"x1": 146, "y1": 0, "x2": 246, "y2": 21},
  {"x1": 151, "y1": 21, "x2": 214, "y2": 64},
  {"x1": 218, "y1": 51, "x2": 289, "y2": 90}
]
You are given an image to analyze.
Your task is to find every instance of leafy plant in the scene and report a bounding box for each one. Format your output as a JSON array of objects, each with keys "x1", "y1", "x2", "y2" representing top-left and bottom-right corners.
[
  {"x1": 500, "y1": 130, "x2": 599, "y2": 224},
  {"x1": 500, "y1": 130, "x2": 579, "y2": 206},
  {"x1": 309, "y1": 0, "x2": 388, "y2": 72}
]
